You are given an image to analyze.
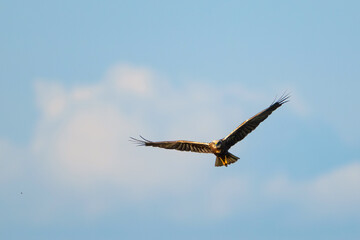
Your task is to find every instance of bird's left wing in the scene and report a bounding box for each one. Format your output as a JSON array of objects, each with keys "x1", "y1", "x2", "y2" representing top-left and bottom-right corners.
[
  {"x1": 222, "y1": 94, "x2": 290, "y2": 149},
  {"x1": 130, "y1": 136, "x2": 212, "y2": 153}
]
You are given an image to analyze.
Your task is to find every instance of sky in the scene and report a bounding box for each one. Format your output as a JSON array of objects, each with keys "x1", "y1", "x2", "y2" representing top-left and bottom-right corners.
[{"x1": 1, "y1": 0, "x2": 360, "y2": 239}]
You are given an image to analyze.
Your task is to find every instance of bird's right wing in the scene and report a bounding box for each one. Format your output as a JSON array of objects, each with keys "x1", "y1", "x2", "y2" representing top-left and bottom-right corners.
[
  {"x1": 130, "y1": 136, "x2": 212, "y2": 153},
  {"x1": 222, "y1": 94, "x2": 290, "y2": 149}
]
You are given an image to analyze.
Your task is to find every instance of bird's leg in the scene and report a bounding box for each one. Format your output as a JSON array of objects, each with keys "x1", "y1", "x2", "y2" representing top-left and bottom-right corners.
[
  {"x1": 220, "y1": 157, "x2": 225, "y2": 166},
  {"x1": 224, "y1": 155, "x2": 228, "y2": 167}
]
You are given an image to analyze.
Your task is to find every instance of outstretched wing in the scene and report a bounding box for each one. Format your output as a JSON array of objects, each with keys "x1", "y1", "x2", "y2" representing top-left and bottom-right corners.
[
  {"x1": 222, "y1": 93, "x2": 290, "y2": 149},
  {"x1": 130, "y1": 136, "x2": 212, "y2": 153}
]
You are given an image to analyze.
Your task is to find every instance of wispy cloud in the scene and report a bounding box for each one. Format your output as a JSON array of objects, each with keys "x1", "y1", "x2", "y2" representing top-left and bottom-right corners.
[
  {"x1": 106, "y1": 64, "x2": 155, "y2": 97},
  {"x1": 265, "y1": 161, "x2": 360, "y2": 216},
  {"x1": 1, "y1": 63, "x2": 358, "y2": 226}
]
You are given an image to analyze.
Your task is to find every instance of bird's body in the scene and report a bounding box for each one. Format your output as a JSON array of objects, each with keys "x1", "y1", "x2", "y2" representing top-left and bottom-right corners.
[
  {"x1": 131, "y1": 94, "x2": 289, "y2": 167},
  {"x1": 209, "y1": 140, "x2": 239, "y2": 167}
]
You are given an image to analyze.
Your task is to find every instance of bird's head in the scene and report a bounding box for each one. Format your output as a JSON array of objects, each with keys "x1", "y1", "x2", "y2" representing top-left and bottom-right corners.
[{"x1": 214, "y1": 140, "x2": 223, "y2": 148}]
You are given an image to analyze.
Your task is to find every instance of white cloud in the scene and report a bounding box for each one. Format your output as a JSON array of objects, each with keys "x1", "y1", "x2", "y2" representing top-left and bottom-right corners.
[
  {"x1": 6, "y1": 63, "x2": 355, "y2": 222},
  {"x1": 31, "y1": 63, "x2": 217, "y2": 202},
  {"x1": 35, "y1": 81, "x2": 67, "y2": 118},
  {"x1": 28, "y1": 63, "x2": 291, "y2": 222},
  {"x1": 105, "y1": 64, "x2": 154, "y2": 96},
  {"x1": 53, "y1": 106, "x2": 127, "y2": 183},
  {"x1": 265, "y1": 162, "x2": 360, "y2": 216},
  {"x1": 72, "y1": 85, "x2": 102, "y2": 101},
  {"x1": 308, "y1": 162, "x2": 360, "y2": 211}
]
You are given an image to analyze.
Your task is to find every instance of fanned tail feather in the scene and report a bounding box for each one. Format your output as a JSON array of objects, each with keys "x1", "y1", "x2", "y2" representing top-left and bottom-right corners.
[{"x1": 215, "y1": 152, "x2": 239, "y2": 167}]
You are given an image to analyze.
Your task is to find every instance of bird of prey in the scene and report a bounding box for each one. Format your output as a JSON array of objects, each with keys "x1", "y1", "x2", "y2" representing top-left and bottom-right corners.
[{"x1": 130, "y1": 94, "x2": 289, "y2": 167}]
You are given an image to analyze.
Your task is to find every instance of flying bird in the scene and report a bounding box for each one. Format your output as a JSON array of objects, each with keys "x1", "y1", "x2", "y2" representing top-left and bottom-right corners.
[{"x1": 130, "y1": 94, "x2": 289, "y2": 167}]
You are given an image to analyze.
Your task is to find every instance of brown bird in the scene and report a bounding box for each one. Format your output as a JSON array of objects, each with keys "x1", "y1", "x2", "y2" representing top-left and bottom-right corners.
[{"x1": 130, "y1": 94, "x2": 289, "y2": 167}]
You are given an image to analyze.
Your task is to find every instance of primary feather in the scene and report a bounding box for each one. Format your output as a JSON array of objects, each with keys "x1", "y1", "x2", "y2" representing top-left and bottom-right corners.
[
  {"x1": 130, "y1": 136, "x2": 212, "y2": 153},
  {"x1": 222, "y1": 93, "x2": 289, "y2": 149}
]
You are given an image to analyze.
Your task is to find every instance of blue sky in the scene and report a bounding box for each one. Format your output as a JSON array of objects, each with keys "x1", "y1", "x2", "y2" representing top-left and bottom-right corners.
[{"x1": 1, "y1": 1, "x2": 360, "y2": 239}]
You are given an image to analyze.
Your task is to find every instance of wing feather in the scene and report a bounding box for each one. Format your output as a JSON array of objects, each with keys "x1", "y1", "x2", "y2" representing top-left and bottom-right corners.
[
  {"x1": 222, "y1": 93, "x2": 290, "y2": 148},
  {"x1": 130, "y1": 136, "x2": 212, "y2": 153}
]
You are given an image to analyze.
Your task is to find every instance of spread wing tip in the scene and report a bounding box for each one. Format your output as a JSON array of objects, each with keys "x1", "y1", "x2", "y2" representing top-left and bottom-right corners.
[
  {"x1": 129, "y1": 135, "x2": 151, "y2": 146},
  {"x1": 273, "y1": 92, "x2": 290, "y2": 106}
]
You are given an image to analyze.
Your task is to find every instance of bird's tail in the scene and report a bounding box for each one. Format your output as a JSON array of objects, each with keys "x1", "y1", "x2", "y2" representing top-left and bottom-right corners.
[{"x1": 215, "y1": 152, "x2": 239, "y2": 167}]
